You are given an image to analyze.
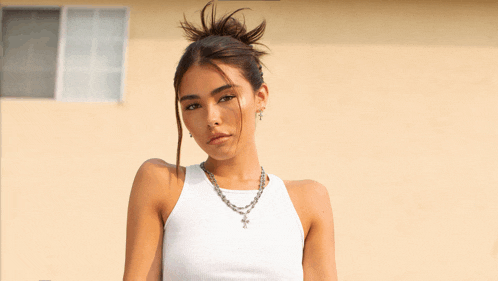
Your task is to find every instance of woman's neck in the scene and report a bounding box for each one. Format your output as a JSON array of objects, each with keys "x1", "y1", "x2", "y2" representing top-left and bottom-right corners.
[{"x1": 203, "y1": 149, "x2": 262, "y2": 183}]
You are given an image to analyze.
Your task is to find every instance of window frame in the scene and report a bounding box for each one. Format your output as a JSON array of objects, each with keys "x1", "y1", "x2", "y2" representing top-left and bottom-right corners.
[{"x1": 0, "y1": 4, "x2": 130, "y2": 103}]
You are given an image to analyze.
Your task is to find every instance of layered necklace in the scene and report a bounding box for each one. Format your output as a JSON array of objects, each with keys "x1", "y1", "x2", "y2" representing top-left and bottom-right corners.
[{"x1": 200, "y1": 162, "x2": 266, "y2": 228}]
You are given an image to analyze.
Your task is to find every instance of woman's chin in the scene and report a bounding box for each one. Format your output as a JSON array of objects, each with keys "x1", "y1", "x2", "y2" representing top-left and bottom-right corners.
[{"x1": 203, "y1": 148, "x2": 239, "y2": 162}]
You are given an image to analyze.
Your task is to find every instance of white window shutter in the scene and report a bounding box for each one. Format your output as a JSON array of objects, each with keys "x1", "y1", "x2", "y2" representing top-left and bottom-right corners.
[{"x1": 56, "y1": 6, "x2": 128, "y2": 102}]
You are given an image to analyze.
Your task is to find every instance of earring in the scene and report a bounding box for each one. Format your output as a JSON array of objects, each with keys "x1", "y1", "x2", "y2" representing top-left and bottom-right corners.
[
  {"x1": 189, "y1": 132, "x2": 192, "y2": 138},
  {"x1": 258, "y1": 110, "x2": 263, "y2": 120}
]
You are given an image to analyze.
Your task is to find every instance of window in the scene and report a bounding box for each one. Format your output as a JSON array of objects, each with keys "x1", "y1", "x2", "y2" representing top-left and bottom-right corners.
[{"x1": 0, "y1": 6, "x2": 129, "y2": 102}]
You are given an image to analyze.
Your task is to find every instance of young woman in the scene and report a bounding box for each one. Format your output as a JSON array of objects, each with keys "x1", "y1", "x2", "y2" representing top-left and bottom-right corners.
[{"x1": 123, "y1": 1, "x2": 337, "y2": 280}]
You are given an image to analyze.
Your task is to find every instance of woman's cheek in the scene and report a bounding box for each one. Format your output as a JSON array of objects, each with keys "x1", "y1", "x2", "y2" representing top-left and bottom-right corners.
[
  {"x1": 225, "y1": 105, "x2": 241, "y2": 122},
  {"x1": 182, "y1": 113, "x2": 197, "y2": 134}
]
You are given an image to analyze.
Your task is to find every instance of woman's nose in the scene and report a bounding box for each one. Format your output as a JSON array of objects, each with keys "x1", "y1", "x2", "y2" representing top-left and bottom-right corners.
[{"x1": 206, "y1": 105, "x2": 221, "y2": 127}]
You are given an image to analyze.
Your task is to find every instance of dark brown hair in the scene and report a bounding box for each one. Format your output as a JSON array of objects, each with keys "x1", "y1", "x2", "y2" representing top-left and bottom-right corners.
[{"x1": 174, "y1": 1, "x2": 268, "y2": 174}]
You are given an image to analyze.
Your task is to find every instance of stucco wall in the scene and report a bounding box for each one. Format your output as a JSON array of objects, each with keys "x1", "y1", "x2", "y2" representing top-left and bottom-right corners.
[{"x1": 1, "y1": 0, "x2": 497, "y2": 280}]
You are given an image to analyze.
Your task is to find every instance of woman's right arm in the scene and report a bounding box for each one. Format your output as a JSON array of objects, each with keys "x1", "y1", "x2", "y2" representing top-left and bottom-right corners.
[{"x1": 123, "y1": 160, "x2": 169, "y2": 281}]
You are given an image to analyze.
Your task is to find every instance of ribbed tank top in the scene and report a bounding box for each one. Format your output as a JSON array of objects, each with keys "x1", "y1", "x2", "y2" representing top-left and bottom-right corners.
[{"x1": 162, "y1": 164, "x2": 304, "y2": 280}]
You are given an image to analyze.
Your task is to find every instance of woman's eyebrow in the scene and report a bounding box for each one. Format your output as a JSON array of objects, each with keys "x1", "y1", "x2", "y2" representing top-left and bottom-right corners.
[{"x1": 179, "y1": 84, "x2": 238, "y2": 102}]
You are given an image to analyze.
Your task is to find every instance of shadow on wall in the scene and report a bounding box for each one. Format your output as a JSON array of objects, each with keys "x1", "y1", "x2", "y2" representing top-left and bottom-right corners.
[
  {"x1": 492, "y1": 235, "x2": 498, "y2": 258},
  {"x1": 130, "y1": 0, "x2": 498, "y2": 47},
  {"x1": 264, "y1": 0, "x2": 498, "y2": 46}
]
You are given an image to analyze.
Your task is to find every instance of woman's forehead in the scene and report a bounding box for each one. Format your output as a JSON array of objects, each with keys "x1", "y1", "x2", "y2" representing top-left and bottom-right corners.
[{"x1": 179, "y1": 64, "x2": 247, "y2": 97}]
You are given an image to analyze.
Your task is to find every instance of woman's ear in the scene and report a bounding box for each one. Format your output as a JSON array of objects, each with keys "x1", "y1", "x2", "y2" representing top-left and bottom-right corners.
[{"x1": 255, "y1": 83, "x2": 269, "y2": 111}]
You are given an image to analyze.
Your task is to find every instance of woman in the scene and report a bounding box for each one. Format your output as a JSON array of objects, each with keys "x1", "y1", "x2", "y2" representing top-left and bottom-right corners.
[{"x1": 123, "y1": 1, "x2": 337, "y2": 280}]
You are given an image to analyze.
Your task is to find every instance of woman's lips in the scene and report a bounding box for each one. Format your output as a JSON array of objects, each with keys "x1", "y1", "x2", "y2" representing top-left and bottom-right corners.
[{"x1": 208, "y1": 134, "x2": 231, "y2": 145}]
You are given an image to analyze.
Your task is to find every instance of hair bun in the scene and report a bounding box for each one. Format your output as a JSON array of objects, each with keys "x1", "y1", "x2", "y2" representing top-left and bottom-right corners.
[{"x1": 180, "y1": 1, "x2": 266, "y2": 47}]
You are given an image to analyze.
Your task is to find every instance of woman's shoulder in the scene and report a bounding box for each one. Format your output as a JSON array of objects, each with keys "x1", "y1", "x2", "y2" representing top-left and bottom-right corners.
[
  {"x1": 139, "y1": 158, "x2": 187, "y2": 192},
  {"x1": 284, "y1": 179, "x2": 330, "y2": 212},
  {"x1": 142, "y1": 158, "x2": 185, "y2": 180},
  {"x1": 140, "y1": 158, "x2": 186, "y2": 180},
  {"x1": 282, "y1": 179, "x2": 330, "y2": 210},
  {"x1": 136, "y1": 158, "x2": 186, "y2": 223},
  {"x1": 132, "y1": 158, "x2": 185, "y2": 196},
  {"x1": 282, "y1": 179, "x2": 332, "y2": 238},
  {"x1": 283, "y1": 179, "x2": 329, "y2": 197}
]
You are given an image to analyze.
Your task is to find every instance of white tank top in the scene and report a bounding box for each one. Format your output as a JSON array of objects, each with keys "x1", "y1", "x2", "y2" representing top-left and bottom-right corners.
[{"x1": 162, "y1": 164, "x2": 304, "y2": 280}]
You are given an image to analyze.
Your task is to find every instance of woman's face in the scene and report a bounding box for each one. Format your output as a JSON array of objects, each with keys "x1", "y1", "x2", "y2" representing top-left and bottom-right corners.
[{"x1": 178, "y1": 63, "x2": 267, "y2": 161}]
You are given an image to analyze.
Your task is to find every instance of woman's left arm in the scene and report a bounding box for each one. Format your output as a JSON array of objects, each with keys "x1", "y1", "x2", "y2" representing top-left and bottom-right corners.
[{"x1": 302, "y1": 180, "x2": 338, "y2": 281}]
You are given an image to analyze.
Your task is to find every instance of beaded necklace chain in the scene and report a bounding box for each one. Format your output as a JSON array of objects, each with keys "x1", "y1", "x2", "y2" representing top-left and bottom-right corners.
[{"x1": 200, "y1": 162, "x2": 266, "y2": 228}]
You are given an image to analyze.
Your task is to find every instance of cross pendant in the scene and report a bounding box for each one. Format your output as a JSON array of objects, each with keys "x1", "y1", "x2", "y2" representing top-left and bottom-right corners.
[{"x1": 241, "y1": 215, "x2": 249, "y2": 228}]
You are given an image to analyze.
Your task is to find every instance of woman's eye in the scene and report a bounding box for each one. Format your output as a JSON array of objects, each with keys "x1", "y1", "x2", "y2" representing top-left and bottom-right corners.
[
  {"x1": 185, "y1": 103, "x2": 200, "y2": 110},
  {"x1": 185, "y1": 96, "x2": 234, "y2": 110},
  {"x1": 219, "y1": 95, "x2": 235, "y2": 102}
]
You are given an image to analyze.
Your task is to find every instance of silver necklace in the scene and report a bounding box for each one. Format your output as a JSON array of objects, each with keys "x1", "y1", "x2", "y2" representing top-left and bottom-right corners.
[{"x1": 200, "y1": 162, "x2": 266, "y2": 228}]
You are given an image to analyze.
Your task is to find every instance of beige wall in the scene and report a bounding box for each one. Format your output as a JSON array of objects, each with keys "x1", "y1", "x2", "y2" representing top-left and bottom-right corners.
[{"x1": 1, "y1": 0, "x2": 497, "y2": 280}]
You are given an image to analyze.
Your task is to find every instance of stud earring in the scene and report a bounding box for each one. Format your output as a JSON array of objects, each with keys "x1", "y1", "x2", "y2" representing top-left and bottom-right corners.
[{"x1": 189, "y1": 132, "x2": 192, "y2": 138}]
